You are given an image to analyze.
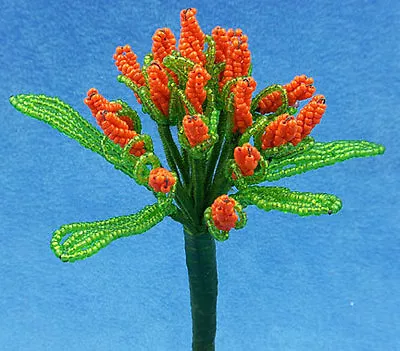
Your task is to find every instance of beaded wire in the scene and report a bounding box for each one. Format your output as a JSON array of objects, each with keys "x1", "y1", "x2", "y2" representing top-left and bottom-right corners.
[{"x1": 9, "y1": 8, "x2": 385, "y2": 255}]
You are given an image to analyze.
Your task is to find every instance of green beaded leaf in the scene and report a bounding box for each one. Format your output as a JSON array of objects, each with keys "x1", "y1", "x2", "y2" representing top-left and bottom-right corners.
[
  {"x1": 114, "y1": 99, "x2": 142, "y2": 133},
  {"x1": 10, "y1": 94, "x2": 109, "y2": 154},
  {"x1": 51, "y1": 201, "x2": 177, "y2": 262},
  {"x1": 9, "y1": 94, "x2": 144, "y2": 181},
  {"x1": 232, "y1": 186, "x2": 342, "y2": 216},
  {"x1": 260, "y1": 136, "x2": 315, "y2": 160},
  {"x1": 264, "y1": 140, "x2": 385, "y2": 181}
]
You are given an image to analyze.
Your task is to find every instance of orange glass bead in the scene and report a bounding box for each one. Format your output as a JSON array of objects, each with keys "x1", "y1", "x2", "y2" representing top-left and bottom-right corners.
[
  {"x1": 148, "y1": 167, "x2": 176, "y2": 193},
  {"x1": 261, "y1": 113, "x2": 302, "y2": 149},
  {"x1": 296, "y1": 94, "x2": 326, "y2": 138},
  {"x1": 185, "y1": 64, "x2": 211, "y2": 114},
  {"x1": 233, "y1": 143, "x2": 261, "y2": 177},
  {"x1": 232, "y1": 77, "x2": 257, "y2": 134},
  {"x1": 147, "y1": 62, "x2": 171, "y2": 116},
  {"x1": 211, "y1": 195, "x2": 238, "y2": 231},
  {"x1": 178, "y1": 8, "x2": 206, "y2": 65},
  {"x1": 182, "y1": 114, "x2": 210, "y2": 147}
]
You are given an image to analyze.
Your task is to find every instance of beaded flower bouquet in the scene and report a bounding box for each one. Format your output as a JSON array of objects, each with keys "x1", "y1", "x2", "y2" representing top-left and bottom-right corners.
[{"x1": 10, "y1": 8, "x2": 384, "y2": 351}]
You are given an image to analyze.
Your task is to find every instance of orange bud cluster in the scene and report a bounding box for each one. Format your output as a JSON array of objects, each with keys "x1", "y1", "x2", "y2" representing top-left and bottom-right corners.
[
  {"x1": 185, "y1": 64, "x2": 211, "y2": 114},
  {"x1": 147, "y1": 62, "x2": 171, "y2": 116},
  {"x1": 179, "y1": 8, "x2": 206, "y2": 65},
  {"x1": 211, "y1": 195, "x2": 238, "y2": 231},
  {"x1": 233, "y1": 143, "x2": 261, "y2": 177},
  {"x1": 285, "y1": 75, "x2": 316, "y2": 106},
  {"x1": 257, "y1": 75, "x2": 316, "y2": 114},
  {"x1": 212, "y1": 26, "x2": 230, "y2": 63},
  {"x1": 182, "y1": 114, "x2": 210, "y2": 147},
  {"x1": 296, "y1": 95, "x2": 326, "y2": 139},
  {"x1": 84, "y1": 89, "x2": 145, "y2": 156},
  {"x1": 261, "y1": 113, "x2": 302, "y2": 149},
  {"x1": 152, "y1": 28, "x2": 177, "y2": 64},
  {"x1": 114, "y1": 45, "x2": 146, "y2": 87},
  {"x1": 148, "y1": 167, "x2": 176, "y2": 193},
  {"x1": 219, "y1": 29, "x2": 251, "y2": 89},
  {"x1": 232, "y1": 77, "x2": 257, "y2": 134},
  {"x1": 257, "y1": 90, "x2": 283, "y2": 115},
  {"x1": 84, "y1": 88, "x2": 121, "y2": 117}
]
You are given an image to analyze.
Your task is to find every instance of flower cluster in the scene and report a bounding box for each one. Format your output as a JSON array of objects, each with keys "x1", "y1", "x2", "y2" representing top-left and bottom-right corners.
[
  {"x1": 65, "y1": 8, "x2": 381, "y2": 239},
  {"x1": 85, "y1": 8, "x2": 331, "y2": 234},
  {"x1": 10, "y1": 7, "x2": 384, "y2": 261}
]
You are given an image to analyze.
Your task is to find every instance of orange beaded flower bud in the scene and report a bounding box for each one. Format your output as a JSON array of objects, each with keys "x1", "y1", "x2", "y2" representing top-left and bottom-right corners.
[
  {"x1": 147, "y1": 62, "x2": 171, "y2": 116},
  {"x1": 84, "y1": 89, "x2": 144, "y2": 156},
  {"x1": 284, "y1": 75, "x2": 316, "y2": 106},
  {"x1": 212, "y1": 26, "x2": 229, "y2": 63},
  {"x1": 148, "y1": 167, "x2": 176, "y2": 193},
  {"x1": 182, "y1": 114, "x2": 210, "y2": 147},
  {"x1": 152, "y1": 28, "x2": 177, "y2": 64},
  {"x1": 257, "y1": 75, "x2": 316, "y2": 114},
  {"x1": 233, "y1": 143, "x2": 261, "y2": 177},
  {"x1": 185, "y1": 64, "x2": 211, "y2": 114},
  {"x1": 296, "y1": 94, "x2": 327, "y2": 138},
  {"x1": 220, "y1": 29, "x2": 251, "y2": 89},
  {"x1": 84, "y1": 88, "x2": 122, "y2": 117},
  {"x1": 257, "y1": 90, "x2": 283, "y2": 115},
  {"x1": 261, "y1": 113, "x2": 303, "y2": 149},
  {"x1": 211, "y1": 195, "x2": 238, "y2": 231},
  {"x1": 95, "y1": 110, "x2": 145, "y2": 156},
  {"x1": 232, "y1": 77, "x2": 257, "y2": 134},
  {"x1": 113, "y1": 45, "x2": 146, "y2": 87},
  {"x1": 179, "y1": 8, "x2": 206, "y2": 65}
]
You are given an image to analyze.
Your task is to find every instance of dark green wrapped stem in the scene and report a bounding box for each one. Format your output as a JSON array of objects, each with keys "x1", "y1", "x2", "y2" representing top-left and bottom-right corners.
[{"x1": 184, "y1": 228, "x2": 218, "y2": 351}]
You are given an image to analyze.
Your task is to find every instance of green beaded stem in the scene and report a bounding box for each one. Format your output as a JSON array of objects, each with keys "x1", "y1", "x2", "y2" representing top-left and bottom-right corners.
[
  {"x1": 163, "y1": 51, "x2": 195, "y2": 89},
  {"x1": 183, "y1": 228, "x2": 217, "y2": 351},
  {"x1": 264, "y1": 140, "x2": 385, "y2": 181},
  {"x1": 51, "y1": 201, "x2": 177, "y2": 262},
  {"x1": 205, "y1": 35, "x2": 216, "y2": 74},
  {"x1": 142, "y1": 53, "x2": 154, "y2": 85},
  {"x1": 168, "y1": 86, "x2": 185, "y2": 125},
  {"x1": 231, "y1": 186, "x2": 343, "y2": 217},
  {"x1": 158, "y1": 124, "x2": 190, "y2": 185}
]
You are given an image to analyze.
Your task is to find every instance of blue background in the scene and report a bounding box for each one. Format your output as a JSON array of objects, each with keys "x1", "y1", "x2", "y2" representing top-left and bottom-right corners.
[{"x1": 1, "y1": 0, "x2": 399, "y2": 350}]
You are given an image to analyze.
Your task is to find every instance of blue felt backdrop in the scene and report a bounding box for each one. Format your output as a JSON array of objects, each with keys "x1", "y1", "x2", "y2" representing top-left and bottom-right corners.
[{"x1": 1, "y1": 0, "x2": 399, "y2": 350}]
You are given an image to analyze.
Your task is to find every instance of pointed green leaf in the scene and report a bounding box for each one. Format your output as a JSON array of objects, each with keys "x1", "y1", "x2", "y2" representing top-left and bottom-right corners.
[
  {"x1": 264, "y1": 140, "x2": 385, "y2": 181},
  {"x1": 50, "y1": 201, "x2": 177, "y2": 262},
  {"x1": 232, "y1": 186, "x2": 342, "y2": 216},
  {"x1": 9, "y1": 94, "x2": 142, "y2": 180}
]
